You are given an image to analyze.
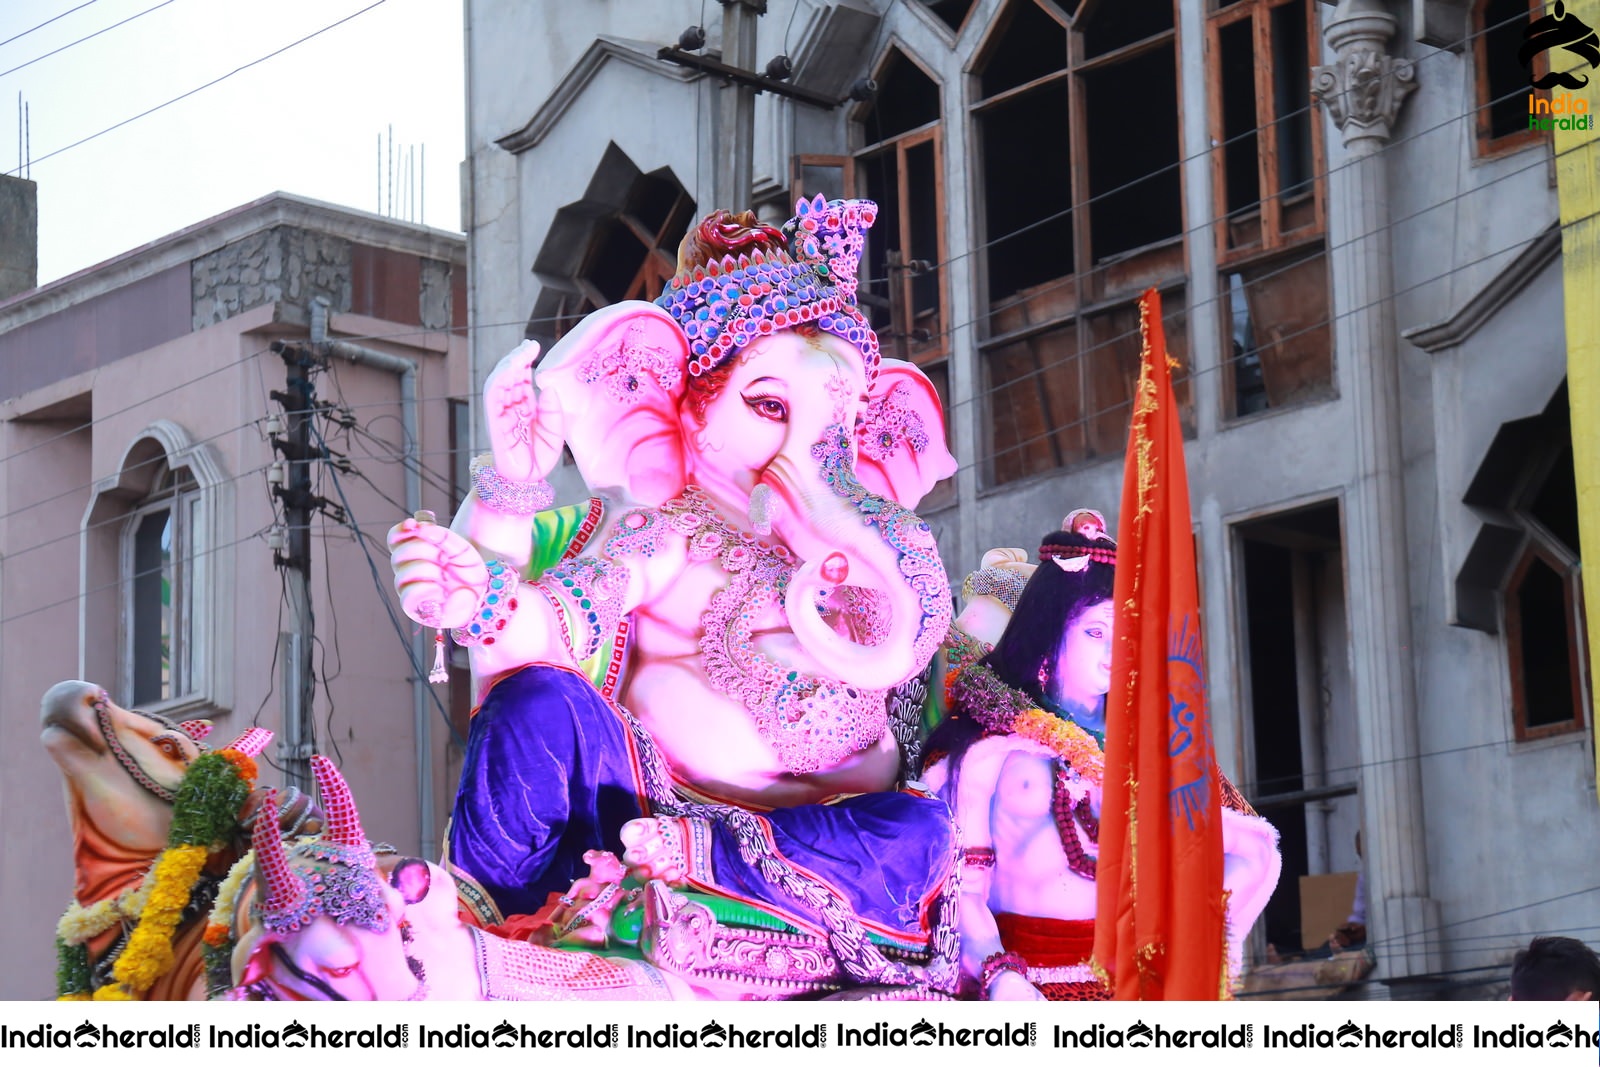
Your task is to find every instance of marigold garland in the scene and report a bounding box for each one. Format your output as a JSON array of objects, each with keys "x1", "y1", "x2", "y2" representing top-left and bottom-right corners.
[
  {"x1": 60, "y1": 747, "x2": 257, "y2": 1000},
  {"x1": 948, "y1": 662, "x2": 1105, "y2": 785},
  {"x1": 1011, "y1": 708, "x2": 1105, "y2": 788},
  {"x1": 56, "y1": 877, "x2": 153, "y2": 945}
]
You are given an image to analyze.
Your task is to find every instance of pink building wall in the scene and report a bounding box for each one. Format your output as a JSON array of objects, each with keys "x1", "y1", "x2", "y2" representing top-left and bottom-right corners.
[{"x1": 0, "y1": 194, "x2": 468, "y2": 998}]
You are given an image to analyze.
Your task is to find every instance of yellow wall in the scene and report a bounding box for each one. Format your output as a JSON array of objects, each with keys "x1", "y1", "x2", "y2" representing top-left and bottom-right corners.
[{"x1": 1552, "y1": 1, "x2": 1600, "y2": 796}]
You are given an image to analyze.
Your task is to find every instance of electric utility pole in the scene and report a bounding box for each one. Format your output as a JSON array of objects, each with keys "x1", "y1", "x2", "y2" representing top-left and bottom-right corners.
[
  {"x1": 269, "y1": 345, "x2": 318, "y2": 795},
  {"x1": 716, "y1": 0, "x2": 766, "y2": 212}
]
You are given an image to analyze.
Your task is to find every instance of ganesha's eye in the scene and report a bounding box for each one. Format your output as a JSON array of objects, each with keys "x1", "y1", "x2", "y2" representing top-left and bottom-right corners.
[
  {"x1": 744, "y1": 395, "x2": 788, "y2": 423},
  {"x1": 152, "y1": 734, "x2": 187, "y2": 760}
]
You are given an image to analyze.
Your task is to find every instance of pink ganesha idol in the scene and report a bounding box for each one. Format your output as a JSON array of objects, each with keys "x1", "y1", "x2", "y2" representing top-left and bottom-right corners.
[{"x1": 387, "y1": 197, "x2": 964, "y2": 995}]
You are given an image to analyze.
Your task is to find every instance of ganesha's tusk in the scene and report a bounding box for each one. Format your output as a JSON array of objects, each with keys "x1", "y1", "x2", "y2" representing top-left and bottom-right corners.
[{"x1": 748, "y1": 483, "x2": 777, "y2": 536}]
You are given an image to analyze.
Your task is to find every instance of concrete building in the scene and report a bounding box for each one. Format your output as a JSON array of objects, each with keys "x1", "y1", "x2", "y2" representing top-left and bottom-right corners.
[
  {"x1": 0, "y1": 192, "x2": 469, "y2": 997},
  {"x1": 462, "y1": 0, "x2": 1589, "y2": 993}
]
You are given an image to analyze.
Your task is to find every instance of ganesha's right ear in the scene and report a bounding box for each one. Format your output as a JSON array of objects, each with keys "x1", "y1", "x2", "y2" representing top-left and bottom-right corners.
[{"x1": 534, "y1": 301, "x2": 691, "y2": 507}]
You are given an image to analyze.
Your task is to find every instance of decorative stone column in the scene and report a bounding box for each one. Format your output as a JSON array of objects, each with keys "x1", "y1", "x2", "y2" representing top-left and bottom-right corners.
[{"x1": 1311, "y1": 0, "x2": 1440, "y2": 980}]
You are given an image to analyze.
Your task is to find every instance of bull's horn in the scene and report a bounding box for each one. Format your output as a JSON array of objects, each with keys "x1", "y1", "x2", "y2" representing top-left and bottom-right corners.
[
  {"x1": 251, "y1": 788, "x2": 307, "y2": 930},
  {"x1": 310, "y1": 754, "x2": 369, "y2": 856},
  {"x1": 177, "y1": 718, "x2": 214, "y2": 742},
  {"x1": 225, "y1": 727, "x2": 273, "y2": 758}
]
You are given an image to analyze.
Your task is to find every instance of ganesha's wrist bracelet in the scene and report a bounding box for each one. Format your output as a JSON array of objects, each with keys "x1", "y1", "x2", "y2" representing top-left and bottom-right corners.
[
  {"x1": 450, "y1": 559, "x2": 520, "y2": 647},
  {"x1": 471, "y1": 453, "x2": 554, "y2": 515},
  {"x1": 980, "y1": 950, "x2": 1029, "y2": 999}
]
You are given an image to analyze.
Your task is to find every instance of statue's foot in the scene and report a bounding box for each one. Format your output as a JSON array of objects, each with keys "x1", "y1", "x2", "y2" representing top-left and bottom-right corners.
[{"x1": 620, "y1": 816, "x2": 691, "y2": 886}]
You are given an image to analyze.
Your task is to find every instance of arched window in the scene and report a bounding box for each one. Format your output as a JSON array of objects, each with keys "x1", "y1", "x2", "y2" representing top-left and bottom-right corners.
[
  {"x1": 122, "y1": 462, "x2": 199, "y2": 706},
  {"x1": 81, "y1": 421, "x2": 232, "y2": 714},
  {"x1": 1505, "y1": 540, "x2": 1584, "y2": 739}
]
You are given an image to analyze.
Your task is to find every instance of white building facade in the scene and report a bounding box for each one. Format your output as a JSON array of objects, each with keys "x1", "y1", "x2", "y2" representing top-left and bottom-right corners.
[{"x1": 462, "y1": 0, "x2": 1590, "y2": 993}]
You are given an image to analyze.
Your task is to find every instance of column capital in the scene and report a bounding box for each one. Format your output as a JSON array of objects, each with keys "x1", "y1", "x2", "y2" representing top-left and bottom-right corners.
[{"x1": 1313, "y1": 0, "x2": 1418, "y2": 147}]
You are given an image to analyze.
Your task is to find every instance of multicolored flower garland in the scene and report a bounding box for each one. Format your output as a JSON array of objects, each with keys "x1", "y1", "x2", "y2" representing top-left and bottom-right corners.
[
  {"x1": 948, "y1": 662, "x2": 1105, "y2": 787},
  {"x1": 55, "y1": 747, "x2": 256, "y2": 1001}
]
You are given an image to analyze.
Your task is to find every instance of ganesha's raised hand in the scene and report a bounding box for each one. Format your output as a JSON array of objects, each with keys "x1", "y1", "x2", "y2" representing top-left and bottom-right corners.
[
  {"x1": 484, "y1": 341, "x2": 565, "y2": 483},
  {"x1": 387, "y1": 517, "x2": 492, "y2": 629}
]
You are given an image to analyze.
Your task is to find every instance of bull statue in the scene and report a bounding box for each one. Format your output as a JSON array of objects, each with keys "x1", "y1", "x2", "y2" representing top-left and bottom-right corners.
[{"x1": 41, "y1": 680, "x2": 299, "y2": 1000}]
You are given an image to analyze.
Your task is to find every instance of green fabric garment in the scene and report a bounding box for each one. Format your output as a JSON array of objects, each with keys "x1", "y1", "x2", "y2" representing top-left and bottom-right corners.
[{"x1": 524, "y1": 500, "x2": 615, "y2": 689}]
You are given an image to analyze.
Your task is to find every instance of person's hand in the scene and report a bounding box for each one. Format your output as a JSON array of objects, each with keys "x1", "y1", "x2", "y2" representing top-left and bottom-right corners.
[
  {"x1": 387, "y1": 517, "x2": 490, "y2": 629},
  {"x1": 483, "y1": 342, "x2": 565, "y2": 483}
]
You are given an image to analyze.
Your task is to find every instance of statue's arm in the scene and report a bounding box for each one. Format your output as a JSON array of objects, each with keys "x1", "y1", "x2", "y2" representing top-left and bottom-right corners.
[{"x1": 1221, "y1": 806, "x2": 1283, "y2": 971}]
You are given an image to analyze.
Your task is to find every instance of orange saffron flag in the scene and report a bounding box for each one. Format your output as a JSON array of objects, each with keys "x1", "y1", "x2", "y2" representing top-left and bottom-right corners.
[{"x1": 1091, "y1": 288, "x2": 1228, "y2": 999}]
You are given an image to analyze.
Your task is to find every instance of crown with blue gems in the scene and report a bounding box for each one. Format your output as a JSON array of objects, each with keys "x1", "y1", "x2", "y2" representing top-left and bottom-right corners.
[{"x1": 654, "y1": 196, "x2": 882, "y2": 385}]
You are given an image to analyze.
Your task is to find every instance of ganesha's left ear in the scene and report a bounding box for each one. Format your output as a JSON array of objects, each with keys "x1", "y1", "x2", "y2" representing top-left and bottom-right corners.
[{"x1": 853, "y1": 358, "x2": 957, "y2": 509}]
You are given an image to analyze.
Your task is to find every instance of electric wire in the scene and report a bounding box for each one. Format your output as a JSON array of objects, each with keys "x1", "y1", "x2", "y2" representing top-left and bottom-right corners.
[
  {"x1": 0, "y1": 0, "x2": 176, "y2": 82},
  {"x1": 0, "y1": 0, "x2": 102, "y2": 51},
  {"x1": 307, "y1": 414, "x2": 465, "y2": 749},
  {"x1": 18, "y1": 0, "x2": 387, "y2": 173}
]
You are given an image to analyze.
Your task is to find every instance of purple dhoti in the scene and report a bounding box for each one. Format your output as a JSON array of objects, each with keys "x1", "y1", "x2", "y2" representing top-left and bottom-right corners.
[{"x1": 446, "y1": 664, "x2": 953, "y2": 947}]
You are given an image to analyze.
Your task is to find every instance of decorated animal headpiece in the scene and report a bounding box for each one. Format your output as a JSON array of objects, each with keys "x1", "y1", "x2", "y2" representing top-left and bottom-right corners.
[
  {"x1": 251, "y1": 755, "x2": 388, "y2": 936},
  {"x1": 654, "y1": 196, "x2": 882, "y2": 384}
]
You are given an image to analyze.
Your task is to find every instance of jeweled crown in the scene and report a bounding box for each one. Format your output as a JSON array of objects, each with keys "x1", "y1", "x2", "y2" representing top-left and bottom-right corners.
[{"x1": 655, "y1": 195, "x2": 882, "y2": 384}]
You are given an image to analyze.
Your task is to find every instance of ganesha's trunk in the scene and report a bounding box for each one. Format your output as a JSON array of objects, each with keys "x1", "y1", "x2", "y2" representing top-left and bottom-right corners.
[{"x1": 770, "y1": 425, "x2": 952, "y2": 692}]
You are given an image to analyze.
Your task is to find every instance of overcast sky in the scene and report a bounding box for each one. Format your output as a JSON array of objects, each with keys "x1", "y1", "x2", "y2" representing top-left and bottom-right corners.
[{"x1": 1, "y1": 0, "x2": 465, "y2": 285}]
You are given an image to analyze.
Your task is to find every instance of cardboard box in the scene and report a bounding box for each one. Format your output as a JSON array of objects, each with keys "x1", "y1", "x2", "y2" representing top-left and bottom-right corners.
[{"x1": 1299, "y1": 871, "x2": 1361, "y2": 950}]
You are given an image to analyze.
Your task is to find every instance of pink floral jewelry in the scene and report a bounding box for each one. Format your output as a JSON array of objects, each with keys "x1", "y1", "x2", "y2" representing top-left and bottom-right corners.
[{"x1": 470, "y1": 453, "x2": 554, "y2": 515}]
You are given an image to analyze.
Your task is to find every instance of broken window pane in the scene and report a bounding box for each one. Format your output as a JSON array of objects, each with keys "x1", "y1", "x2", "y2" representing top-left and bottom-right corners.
[
  {"x1": 1082, "y1": 41, "x2": 1182, "y2": 260},
  {"x1": 1513, "y1": 552, "x2": 1577, "y2": 729},
  {"x1": 905, "y1": 139, "x2": 942, "y2": 352},
  {"x1": 798, "y1": 161, "x2": 848, "y2": 203},
  {"x1": 979, "y1": 0, "x2": 1067, "y2": 99},
  {"x1": 858, "y1": 147, "x2": 901, "y2": 335},
  {"x1": 1223, "y1": 249, "x2": 1333, "y2": 417},
  {"x1": 1084, "y1": 291, "x2": 1191, "y2": 454}
]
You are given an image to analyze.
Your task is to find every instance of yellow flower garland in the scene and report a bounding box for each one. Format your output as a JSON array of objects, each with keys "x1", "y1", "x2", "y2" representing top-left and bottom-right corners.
[
  {"x1": 93, "y1": 843, "x2": 207, "y2": 1000},
  {"x1": 205, "y1": 850, "x2": 255, "y2": 945},
  {"x1": 1011, "y1": 707, "x2": 1105, "y2": 788},
  {"x1": 57, "y1": 877, "x2": 153, "y2": 945}
]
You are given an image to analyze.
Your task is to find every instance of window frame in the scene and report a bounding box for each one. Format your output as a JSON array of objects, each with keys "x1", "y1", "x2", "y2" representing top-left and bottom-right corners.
[
  {"x1": 119, "y1": 465, "x2": 200, "y2": 709},
  {"x1": 1504, "y1": 539, "x2": 1587, "y2": 741},
  {"x1": 849, "y1": 45, "x2": 957, "y2": 510},
  {"x1": 968, "y1": 0, "x2": 1191, "y2": 487},
  {"x1": 1473, "y1": 0, "x2": 1547, "y2": 159},
  {"x1": 1205, "y1": 0, "x2": 1326, "y2": 269},
  {"x1": 82, "y1": 420, "x2": 233, "y2": 718}
]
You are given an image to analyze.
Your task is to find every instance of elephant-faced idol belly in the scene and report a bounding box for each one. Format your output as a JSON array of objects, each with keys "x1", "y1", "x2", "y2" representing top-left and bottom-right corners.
[{"x1": 622, "y1": 657, "x2": 901, "y2": 808}]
